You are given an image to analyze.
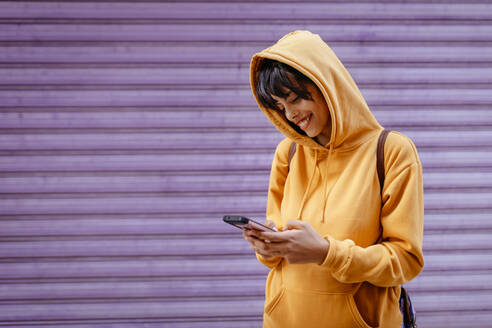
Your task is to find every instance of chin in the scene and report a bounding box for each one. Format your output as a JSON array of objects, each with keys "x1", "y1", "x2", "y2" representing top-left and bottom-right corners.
[{"x1": 307, "y1": 129, "x2": 320, "y2": 138}]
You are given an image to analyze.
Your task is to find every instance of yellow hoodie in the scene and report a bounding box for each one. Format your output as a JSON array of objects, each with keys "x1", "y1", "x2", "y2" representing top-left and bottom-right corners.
[{"x1": 249, "y1": 31, "x2": 424, "y2": 328}]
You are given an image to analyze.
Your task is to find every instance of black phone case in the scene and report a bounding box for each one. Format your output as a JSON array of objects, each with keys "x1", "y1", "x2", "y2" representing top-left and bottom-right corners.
[{"x1": 222, "y1": 215, "x2": 273, "y2": 231}]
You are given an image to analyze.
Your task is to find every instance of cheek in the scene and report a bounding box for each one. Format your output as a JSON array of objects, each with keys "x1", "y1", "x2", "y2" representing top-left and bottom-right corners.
[
  {"x1": 312, "y1": 108, "x2": 326, "y2": 125},
  {"x1": 316, "y1": 106, "x2": 330, "y2": 125},
  {"x1": 298, "y1": 102, "x2": 312, "y2": 113},
  {"x1": 321, "y1": 111, "x2": 329, "y2": 126}
]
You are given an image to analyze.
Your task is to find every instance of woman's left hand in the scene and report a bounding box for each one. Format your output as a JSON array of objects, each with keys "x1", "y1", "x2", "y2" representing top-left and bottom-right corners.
[{"x1": 243, "y1": 220, "x2": 329, "y2": 265}]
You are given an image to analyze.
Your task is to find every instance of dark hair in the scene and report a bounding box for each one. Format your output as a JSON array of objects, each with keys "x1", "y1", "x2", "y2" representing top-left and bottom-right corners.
[
  {"x1": 255, "y1": 59, "x2": 313, "y2": 111},
  {"x1": 255, "y1": 59, "x2": 313, "y2": 135}
]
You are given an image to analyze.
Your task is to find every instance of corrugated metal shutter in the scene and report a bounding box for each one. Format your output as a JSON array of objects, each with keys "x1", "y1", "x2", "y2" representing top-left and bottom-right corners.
[{"x1": 0, "y1": 1, "x2": 491, "y2": 327}]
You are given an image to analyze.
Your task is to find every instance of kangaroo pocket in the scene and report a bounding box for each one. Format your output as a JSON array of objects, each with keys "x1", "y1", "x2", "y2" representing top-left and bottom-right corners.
[{"x1": 264, "y1": 287, "x2": 372, "y2": 328}]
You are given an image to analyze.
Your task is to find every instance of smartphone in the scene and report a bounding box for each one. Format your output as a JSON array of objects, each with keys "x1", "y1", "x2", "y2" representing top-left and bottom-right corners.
[{"x1": 223, "y1": 215, "x2": 275, "y2": 232}]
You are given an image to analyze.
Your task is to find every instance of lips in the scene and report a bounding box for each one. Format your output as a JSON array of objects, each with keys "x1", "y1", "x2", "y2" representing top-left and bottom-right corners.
[{"x1": 296, "y1": 113, "x2": 312, "y2": 130}]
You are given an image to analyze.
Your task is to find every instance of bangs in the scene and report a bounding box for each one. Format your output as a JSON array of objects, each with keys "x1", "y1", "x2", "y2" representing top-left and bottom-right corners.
[{"x1": 256, "y1": 59, "x2": 313, "y2": 111}]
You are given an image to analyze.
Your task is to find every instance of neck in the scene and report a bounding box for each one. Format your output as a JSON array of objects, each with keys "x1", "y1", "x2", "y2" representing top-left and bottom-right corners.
[{"x1": 315, "y1": 125, "x2": 332, "y2": 146}]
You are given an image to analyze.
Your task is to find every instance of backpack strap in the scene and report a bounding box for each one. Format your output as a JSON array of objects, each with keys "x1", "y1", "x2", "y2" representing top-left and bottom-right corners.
[
  {"x1": 288, "y1": 141, "x2": 297, "y2": 170},
  {"x1": 377, "y1": 130, "x2": 417, "y2": 326},
  {"x1": 377, "y1": 129, "x2": 391, "y2": 197}
]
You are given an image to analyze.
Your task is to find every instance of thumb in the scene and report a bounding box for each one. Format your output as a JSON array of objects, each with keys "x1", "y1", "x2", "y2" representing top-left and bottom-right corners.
[
  {"x1": 285, "y1": 220, "x2": 304, "y2": 230},
  {"x1": 264, "y1": 220, "x2": 278, "y2": 232}
]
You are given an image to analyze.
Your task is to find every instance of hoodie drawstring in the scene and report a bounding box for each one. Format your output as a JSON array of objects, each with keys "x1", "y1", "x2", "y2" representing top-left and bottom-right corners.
[
  {"x1": 321, "y1": 145, "x2": 334, "y2": 222},
  {"x1": 296, "y1": 149, "x2": 318, "y2": 220}
]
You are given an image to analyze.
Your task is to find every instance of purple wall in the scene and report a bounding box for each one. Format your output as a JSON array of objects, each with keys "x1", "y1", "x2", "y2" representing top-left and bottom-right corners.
[{"x1": 1, "y1": 1, "x2": 492, "y2": 327}]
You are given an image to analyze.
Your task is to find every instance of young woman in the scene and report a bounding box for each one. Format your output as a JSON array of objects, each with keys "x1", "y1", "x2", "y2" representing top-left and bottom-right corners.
[{"x1": 243, "y1": 30, "x2": 424, "y2": 328}]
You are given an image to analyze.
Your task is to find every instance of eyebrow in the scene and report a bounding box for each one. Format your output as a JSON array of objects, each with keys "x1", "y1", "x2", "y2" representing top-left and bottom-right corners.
[{"x1": 272, "y1": 91, "x2": 290, "y2": 101}]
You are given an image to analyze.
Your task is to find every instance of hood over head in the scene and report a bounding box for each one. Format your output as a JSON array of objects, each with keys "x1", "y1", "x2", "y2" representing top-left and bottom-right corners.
[{"x1": 250, "y1": 30, "x2": 381, "y2": 152}]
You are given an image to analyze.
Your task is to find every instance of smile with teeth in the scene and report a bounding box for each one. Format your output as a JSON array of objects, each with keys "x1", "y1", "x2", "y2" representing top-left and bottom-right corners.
[{"x1": 296, "y1": 113, "x2": 312, "y2": 129}]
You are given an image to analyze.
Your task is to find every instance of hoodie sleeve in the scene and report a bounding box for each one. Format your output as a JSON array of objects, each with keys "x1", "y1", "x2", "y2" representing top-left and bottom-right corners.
[
  {"x1": 320, "y1": 133, "x2": 424, "y2": 287},
  {"x1": 255, "y1": 138, "x2": 292, "y2": 269}
]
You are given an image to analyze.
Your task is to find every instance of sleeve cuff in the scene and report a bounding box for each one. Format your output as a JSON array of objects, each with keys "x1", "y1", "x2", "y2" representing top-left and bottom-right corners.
[
  {"x1": 256, "y1": 253, "x2": 282, "y2": 269},
  {"x1": 319, "y1": 235, "x2": 350, "y2": 270},
  {"x1": 320, "y1": 235, "x2": 336, "y2": 267}
]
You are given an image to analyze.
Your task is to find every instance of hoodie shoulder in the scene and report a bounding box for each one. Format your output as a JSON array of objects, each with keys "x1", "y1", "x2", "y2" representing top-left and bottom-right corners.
[
  {"x1": 275, "y1": 137, "x2": 294, "y2": 164},
  {"x1": 385, "y1": 131, "x2": 421, "y2": 172}
]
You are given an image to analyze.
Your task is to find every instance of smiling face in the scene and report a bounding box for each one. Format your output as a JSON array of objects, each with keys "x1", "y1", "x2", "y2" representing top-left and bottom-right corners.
[
  {"x1": 271, "y1": 82, "x2": 332, "y2": 145},
  {"x1": 255, "y1": 59, "x2": 332, "y2": 145}
]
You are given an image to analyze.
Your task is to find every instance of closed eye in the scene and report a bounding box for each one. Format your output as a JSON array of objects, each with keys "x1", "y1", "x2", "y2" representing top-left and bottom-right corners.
[{"x1": 290, "y1": 95, "x2": 300, "y2": 103}]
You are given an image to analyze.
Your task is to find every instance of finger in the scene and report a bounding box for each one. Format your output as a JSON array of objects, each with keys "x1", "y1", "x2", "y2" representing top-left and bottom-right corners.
[
  {"x1": 247, "y1": 228, "x2": 269, "y2": 240},
  {"x1": 249, "y1": 228, "x2": 289, "y2": 243},
  {"x1": 257, "y1": 230, "x2": 293, "y2": 243},
  {"x1": 251, "y1": 241, "x2": 274, "y2": 255},
  {"x1": 246, "y1": 230, "x2": 272, "y2": 243},
  {"x1": 249, "y1": 232, "x2": 276, "y2": 246},
  {"x1": 244, "y1": 231, "x2": 266, "y2": 247},
  {"x1": 244, "y1": 235, "x2": 263, "y2": 247},
  {"x1": 243, "y1": 229, "x2": 255, "y2": 237},
  {"x1": 244, "y1": 229, "x2": 266, "y2": 239},
  {"x1": 256, "y1": 240, "x2": 289, "y2": 256},
  {"x1": 255, "y1": 248, "x2": 279, "y2": 258},
  {"x1": 264, "y1": 220, "x2": 278, "y2": 232},
  {"x1": 285, "y1": 220, "x2": 305, "y2": 230},
  {"x1": 243, "y1": 230, "x2": 255, "y2": 241}
]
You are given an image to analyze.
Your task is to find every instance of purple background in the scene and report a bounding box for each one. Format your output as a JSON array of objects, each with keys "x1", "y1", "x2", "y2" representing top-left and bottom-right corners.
[{"x1": 0, "y1": 1, "x2": 491, "y2": 327}]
